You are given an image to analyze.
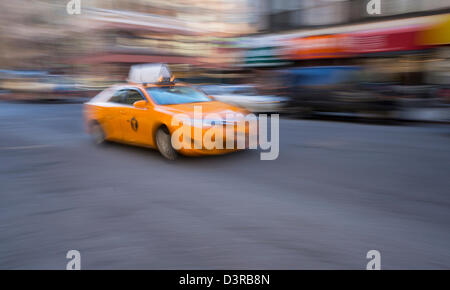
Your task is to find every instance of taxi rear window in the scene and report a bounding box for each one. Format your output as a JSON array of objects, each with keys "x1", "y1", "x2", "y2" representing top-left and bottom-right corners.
[{"x1": 146, "y1": 86, "x2": 210, "y2": 105}]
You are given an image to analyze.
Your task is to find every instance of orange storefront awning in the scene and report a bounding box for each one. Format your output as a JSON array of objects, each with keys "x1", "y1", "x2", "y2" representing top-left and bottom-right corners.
[{"x1": 286, "y1": 34, "x2": 351, "y2": 60}]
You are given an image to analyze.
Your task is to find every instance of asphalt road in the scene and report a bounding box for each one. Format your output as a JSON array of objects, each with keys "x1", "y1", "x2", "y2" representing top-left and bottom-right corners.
[{"x1": 1, "y1": 101, "x2": 449, "y2": 269}]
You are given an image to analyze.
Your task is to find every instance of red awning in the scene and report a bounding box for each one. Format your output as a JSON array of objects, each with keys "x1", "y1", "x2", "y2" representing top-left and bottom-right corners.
[{"x1": 347, "y1": 25, "x2": 429, "y2": 54}]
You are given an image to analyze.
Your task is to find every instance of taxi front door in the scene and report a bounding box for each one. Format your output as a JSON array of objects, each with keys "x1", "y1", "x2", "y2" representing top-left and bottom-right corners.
[{"x1": 120, "y1": 89, "x2": 153, "y2": 146}]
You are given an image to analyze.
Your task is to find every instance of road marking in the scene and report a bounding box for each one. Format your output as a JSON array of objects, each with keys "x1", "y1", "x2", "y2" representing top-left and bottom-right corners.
[{"x1": 0, "y1": 144, "x2": 53, "y2": 150}]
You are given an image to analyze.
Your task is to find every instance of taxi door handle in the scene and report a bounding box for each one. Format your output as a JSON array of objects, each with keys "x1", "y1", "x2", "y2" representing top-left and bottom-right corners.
[{"x1": 120, "y1": 110, "x2": 126, "y2": 115}]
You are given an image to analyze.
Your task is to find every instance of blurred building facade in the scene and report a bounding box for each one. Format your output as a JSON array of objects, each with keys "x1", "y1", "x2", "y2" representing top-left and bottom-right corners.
[
  {"x1": 256, "y1": 0, "x2": 450, "y2": 32},
  {"x1": 1, "y1": 0, "x2": 449, "y2": 105},
  {"x1": 0, "y1": 0, "x2": 256, "y2": 83},
  {"x1": 241, "y1": 0, "x2": 450, "y2": 95}
]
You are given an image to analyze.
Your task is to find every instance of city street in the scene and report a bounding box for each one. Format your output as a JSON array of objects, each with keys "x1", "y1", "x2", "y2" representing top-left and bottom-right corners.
[{"x1": 0, "y1": 101, "x2": 449, "y2": 269}]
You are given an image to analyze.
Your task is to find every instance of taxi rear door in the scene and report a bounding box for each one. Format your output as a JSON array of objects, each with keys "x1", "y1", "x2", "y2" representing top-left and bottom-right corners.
[{"x1": 101, "y1": 89, "x2": 128, "y2": 141}]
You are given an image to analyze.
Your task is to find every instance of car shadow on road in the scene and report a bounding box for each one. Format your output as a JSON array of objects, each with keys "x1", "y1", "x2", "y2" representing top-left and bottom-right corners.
[{"x1": 98, "y1": 140, "x2": 259, "y2": 165}]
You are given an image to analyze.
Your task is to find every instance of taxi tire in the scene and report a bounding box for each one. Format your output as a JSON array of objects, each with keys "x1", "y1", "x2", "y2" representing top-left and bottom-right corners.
[
  {"x1": 90, "y1": 122, "x2": 106, "y2": 145},
  {"x1": 156, "y1": 127, "x2": 178, "y2": 160}
]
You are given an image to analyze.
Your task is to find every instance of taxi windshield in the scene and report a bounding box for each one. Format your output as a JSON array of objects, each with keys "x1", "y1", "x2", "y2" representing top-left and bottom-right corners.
[{"x1": 146, "y1": 86, "x2": 211, "y2": 105}]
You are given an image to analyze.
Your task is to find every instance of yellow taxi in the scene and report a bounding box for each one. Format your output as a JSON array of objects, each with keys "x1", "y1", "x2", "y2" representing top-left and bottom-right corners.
[{"x1": 83, "y1": 64, "x2": 254, "y2": 160}]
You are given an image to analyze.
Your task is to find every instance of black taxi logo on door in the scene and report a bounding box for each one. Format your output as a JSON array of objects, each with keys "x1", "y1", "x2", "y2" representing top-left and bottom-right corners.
[{"x1": 130, "y1": 117, "x2": 138, "y2": 131}]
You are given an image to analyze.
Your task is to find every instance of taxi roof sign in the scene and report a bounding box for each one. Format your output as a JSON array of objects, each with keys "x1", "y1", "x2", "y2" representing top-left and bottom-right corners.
[{"x1": 128, "y1": 63, "x2": 172, "y2": 84}]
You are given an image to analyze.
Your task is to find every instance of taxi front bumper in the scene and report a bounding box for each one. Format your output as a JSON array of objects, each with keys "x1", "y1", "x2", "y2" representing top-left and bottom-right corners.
[{"x1": 175, "y1": 125, "x2": 258, "y2": 156}]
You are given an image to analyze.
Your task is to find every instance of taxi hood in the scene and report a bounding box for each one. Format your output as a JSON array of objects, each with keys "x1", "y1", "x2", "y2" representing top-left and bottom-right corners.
[{"x1": 156, "y1": 101, "x2": 249, "y2": 119}]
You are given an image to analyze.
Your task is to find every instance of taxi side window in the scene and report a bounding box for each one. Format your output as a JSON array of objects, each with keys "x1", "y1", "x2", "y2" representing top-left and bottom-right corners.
[
  {"x1": 123, "y1": 90, "x2": 145, "y2": 105},
  {"x1": 109, "y1": 90, "x2": 127, "y2": 104}
]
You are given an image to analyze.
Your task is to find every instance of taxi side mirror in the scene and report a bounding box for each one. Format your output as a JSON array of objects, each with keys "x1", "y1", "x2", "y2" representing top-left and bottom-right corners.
[{"x1": 133, "y1": 100, "x2": 148, "y2": 109}]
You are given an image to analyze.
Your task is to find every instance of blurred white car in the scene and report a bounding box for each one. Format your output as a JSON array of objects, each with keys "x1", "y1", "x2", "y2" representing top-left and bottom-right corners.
[{"x1": 199, "y1": 85, "x2": 287, "y2": 113}]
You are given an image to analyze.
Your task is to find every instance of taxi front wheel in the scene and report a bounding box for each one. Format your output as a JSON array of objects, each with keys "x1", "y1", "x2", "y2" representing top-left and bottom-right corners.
[{"x1": 156, "y1": 127, "x2": 178, "y2": 160}]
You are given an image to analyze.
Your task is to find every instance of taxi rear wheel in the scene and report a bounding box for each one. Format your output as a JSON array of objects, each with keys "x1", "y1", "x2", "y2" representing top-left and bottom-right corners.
[
  {"x1": 90, "y1": 122, "x2": 106, "y2": 145},
  {"x1": 156, "y1": 127, "x2": 178, "y2": 160}
]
